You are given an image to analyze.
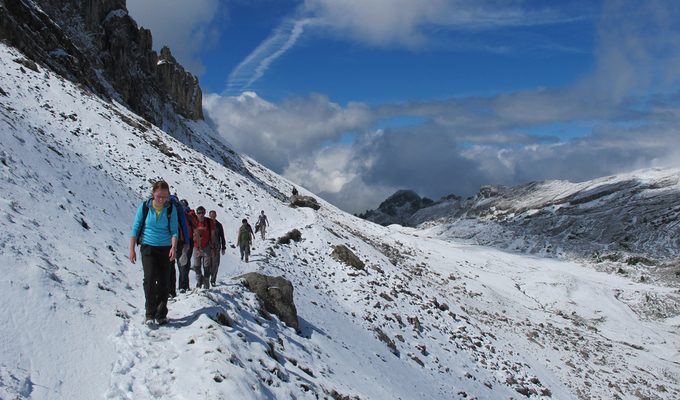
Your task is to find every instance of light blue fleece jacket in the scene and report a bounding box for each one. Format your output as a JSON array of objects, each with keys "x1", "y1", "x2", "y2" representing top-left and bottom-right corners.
[{"x1": 130, "y1": 200, "x2": 178, "y2": 246}]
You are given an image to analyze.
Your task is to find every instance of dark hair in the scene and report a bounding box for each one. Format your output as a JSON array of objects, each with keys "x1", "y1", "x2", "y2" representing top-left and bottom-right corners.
[
  {"x1": 180, "y1": 199, "x2": 189, "y2": 207},
  {"x1": 152, "y1": 180, "x2": 169, "y2": 193},
  {"x1": 196, "y1": 206, "x2": 206, "y2": 213},
  {"x1": 242, "y1": 218, "x2": 247, "y2": 224}
]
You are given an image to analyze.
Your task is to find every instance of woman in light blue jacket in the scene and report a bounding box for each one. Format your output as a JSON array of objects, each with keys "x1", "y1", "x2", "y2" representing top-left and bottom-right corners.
[{"x1": 129, "y1": 180, "x2": 178, "y2": 325}]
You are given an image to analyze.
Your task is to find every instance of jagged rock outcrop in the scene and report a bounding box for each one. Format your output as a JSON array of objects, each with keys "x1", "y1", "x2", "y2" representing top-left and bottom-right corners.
[
  {"x1": 290, "y1": 195, "x2": 321, "y2": 210},
  {"x1": 0, "y1": 0, "x2": 202, "y2": 124},
  {"x1": 236, "y1": 273, "x2": 299, "y2": 332},
  {"x1": 331, "y1": 244, "x2": 365, "y2": 270},
  {"x1": 157, "y1": 46, "x2": 202, "y2": 119},
  {"x1": 277, "y1": 229, "x2": 302, "y2": 245},
  {"x1": 358, "y1": 189, "x2": 434, "y2": 226}
]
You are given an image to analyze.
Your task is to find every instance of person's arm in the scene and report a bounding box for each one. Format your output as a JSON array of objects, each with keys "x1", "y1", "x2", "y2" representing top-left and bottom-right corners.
[
  {"x1": 169, "y1": 235, "x2": 177, "y2": 261},
  {"x1": 129, "y1": 203, "x2": 143, "y2": 263},
  {"x1": 218, "y1": 224, "x2": 226, "y2": 250},
  {"x1": 129, "y1": 237, "x2": 137, "y2": 264}
]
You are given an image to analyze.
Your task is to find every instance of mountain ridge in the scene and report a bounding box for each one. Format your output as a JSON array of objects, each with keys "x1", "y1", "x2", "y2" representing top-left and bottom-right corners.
[{"x1": 361, "y1": 170, "x2": 680, "y2": 272}]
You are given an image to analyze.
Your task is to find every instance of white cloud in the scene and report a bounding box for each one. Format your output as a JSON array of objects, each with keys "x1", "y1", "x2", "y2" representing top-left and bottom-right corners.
[
  {"x1": 203, "y1": 91, "x2": 373, "y2": 171},
  {"x1": 302, "y1": 0, "x2": 586, "y2": 48},
  {"x1": 127, "y1": 0, "x2": 223, "y2": 75}
]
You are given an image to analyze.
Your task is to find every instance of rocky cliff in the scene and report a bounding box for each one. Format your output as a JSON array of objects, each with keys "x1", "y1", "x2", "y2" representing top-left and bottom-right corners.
[
  {"x1": 357, "y1": 189, "x2": 435, "y2": 225},
  {"x1": 0, "y1": 0, "x2": 202, "y2": 124}
]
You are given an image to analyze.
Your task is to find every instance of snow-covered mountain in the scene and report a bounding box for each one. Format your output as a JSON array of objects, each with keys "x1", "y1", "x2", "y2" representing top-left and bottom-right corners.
[
  {"x1": 363, "y1": 172, "x2": 680, "y2": 274},
  {"x1": 1, "y1": 4, "x2": 680, "y2": 400}
]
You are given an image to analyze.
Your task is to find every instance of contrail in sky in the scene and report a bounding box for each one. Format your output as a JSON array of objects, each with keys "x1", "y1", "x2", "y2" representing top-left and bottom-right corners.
[{"x1": 226, "y1": 18, "x2": 311, "y2": 95}]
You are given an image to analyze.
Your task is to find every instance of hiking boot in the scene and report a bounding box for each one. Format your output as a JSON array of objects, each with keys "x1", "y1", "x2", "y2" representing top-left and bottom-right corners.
[
  {"x1": 144, "y1": 317, "x2": 155, "y2": 326},
  {"x1": 179, "y1": 288, "x2": 186, "y2": 294},
  {"x1": 156, "y1": 317, "x2": 168, "y2": 325},
  {"x1": 211, "y1": 281, "x2": 216, "y2": 286}
]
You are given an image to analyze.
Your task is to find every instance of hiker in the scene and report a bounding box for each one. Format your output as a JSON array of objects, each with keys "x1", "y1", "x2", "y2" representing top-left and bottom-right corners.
[
  {"x1": 256, "y1": 210, "x2": 269, "y2": 240},
  {"x1": 129, "y1": 180, "x2": 178, "y2": 325},
  {"x1": 177, "y1": 199, "x2": 195, "y2": 293},
  {"x1": 292, "y1": 187, "x2": 298, "y2": 197},
  {"x1": 192, "y1": 206, "x2": 213, "y2": 289},
  {"x1": 209, "y1": 210, "x2": 226, "y2": 286},
  {"x1": 168, "y1": 194, "x2": 190, "y2": 298},
  {"x1": 237, "y1": 218, "x2": 255, "y2": 262}
]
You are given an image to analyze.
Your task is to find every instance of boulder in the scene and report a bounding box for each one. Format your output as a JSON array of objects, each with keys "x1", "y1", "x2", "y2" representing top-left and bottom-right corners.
[
  {"x1": 236, "y1": 272, "x2": 299, "y2": 331},
  {"x1": 277, "y1": 229, "x2": 302, "y2": 245},
  {"x1": 291, "y1": 195, "x2": 320, "y2": 210},
  {"x1": 331, "y1": 245, "x2": 365, "y2": 270}
]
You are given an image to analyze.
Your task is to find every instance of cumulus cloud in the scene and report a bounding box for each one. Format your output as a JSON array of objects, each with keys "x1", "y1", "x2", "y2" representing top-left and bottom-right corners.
[
  {"x1": 205, "y1": 85, "x2": 680, "y2": 213},
  {"x1": 203, "y1": 91, "x2": 373, "y2": 172},
  {"x1": 127, "y1": 0, "x2": 223, "y2": 75}
]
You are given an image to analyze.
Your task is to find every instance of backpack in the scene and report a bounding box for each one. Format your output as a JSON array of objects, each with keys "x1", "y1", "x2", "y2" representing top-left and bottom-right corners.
[
  {"x1": 135, "y1": 196, "x2": 190, "y2": 246},
  {"x1": 193, "y1": 218, "x2": 214, "y2": 250},
  {"x1": 239, "y1": 224, "x2": 252, "y2": 243},
  {"x1": 169, "y1": 195, "x2": 190, "y2": 245}
]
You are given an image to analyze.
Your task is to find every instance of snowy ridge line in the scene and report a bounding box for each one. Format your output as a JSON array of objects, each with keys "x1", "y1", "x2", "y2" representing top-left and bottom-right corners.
[{"x1": 1, "y1": 42, "x2": 680, "y2": 399}]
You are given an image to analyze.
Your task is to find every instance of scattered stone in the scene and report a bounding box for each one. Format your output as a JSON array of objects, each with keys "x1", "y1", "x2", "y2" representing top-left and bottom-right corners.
[
  {"x1": 277, "y1": 229, "x2": 302, "y2": 245},
  {"x1": 374, "y1": 328, "x2": 399, "y2": 356},
  {"x1": 13, "y1": 57, "x2": 39, "y2": 72},
  {"x1": 331, "y1": 245, "x2": 365, "y2": 270}
]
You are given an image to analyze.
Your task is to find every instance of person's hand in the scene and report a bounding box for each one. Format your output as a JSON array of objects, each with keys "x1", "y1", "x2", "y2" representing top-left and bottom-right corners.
[
  {"x1": 129, "y1": 248, "x2": 137, "y2": 264},
  {"x1": 169, "y1": 246, "x2": 176, "y2": 262}
]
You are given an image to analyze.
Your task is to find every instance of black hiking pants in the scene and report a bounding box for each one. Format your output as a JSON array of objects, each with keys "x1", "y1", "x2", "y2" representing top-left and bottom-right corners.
[
  {"x1": 141, "y1": 244, "x2": 171, "y2": 319},
  {"x1": 177, "y1": 240, "x2": 193, "y2": 291}
]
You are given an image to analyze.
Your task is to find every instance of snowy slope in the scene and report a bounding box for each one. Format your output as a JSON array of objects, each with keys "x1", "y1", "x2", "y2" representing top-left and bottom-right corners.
[
  {"x1": 1, "y1": 43, "x2": 680, "y2": 400},
  {"x1": 401, "y1": 169, "x2": 680, "y2": 272}
]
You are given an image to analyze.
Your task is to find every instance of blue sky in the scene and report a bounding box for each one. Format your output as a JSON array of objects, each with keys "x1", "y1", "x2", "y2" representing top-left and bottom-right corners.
[{"x1": 127, "y1": 0, "x2": 680, "y2": 213}]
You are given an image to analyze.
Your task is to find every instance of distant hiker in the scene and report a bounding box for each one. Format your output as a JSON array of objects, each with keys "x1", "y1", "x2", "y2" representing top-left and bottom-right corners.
[
  {"x1": 209, "y1": 210, "x2": 226, "y2": 286},
  {"x1": 237, "y1": 218, "x2": 255, "y2": 262},
  {"x1": 292, "y1": 187, "x2": 299, "y2": 197},
  {"x1": 192, "y1": 206, "x2": 214, "y2": 289},
  {"x1": 177, "y1": 199, "x2": 196, "y2": 293},
  {"x1": 129, "y1": 180, "x2": 178, "y2": 325},
  {"x1": 256, "y1": 210, "x2": 269, "y2": 240}
]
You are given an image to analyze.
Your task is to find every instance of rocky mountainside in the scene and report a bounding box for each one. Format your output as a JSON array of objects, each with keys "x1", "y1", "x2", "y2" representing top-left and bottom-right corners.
[
  {"x1": 0, "y1": 0, "x2": 251, "y2": 171},
  {"x1": 363, "y1": 172, "x2": 680, "y2": 270},
  {"x1": 357, "y1": 189, "x2": 436, "y2": 226}
]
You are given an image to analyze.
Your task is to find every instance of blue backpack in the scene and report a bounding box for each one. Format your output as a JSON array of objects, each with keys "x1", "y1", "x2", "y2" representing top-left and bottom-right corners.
[{"x1": 135, "y1": 195, "x2": 190, "y2": 245}]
